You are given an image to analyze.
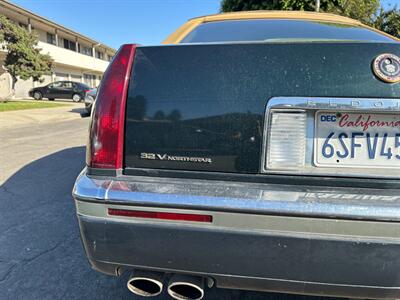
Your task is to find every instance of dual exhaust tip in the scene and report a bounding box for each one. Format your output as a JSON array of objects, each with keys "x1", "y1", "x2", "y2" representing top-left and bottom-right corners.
[
  {"x1": 167, "y1": 274, "x2": 205, "y2": 300},
  {"x1": 127, "y1": 270, "x2": 164, "y2": 297},
  {"x1": 127, "y1": 270, "x2": 205, "y2": 300}
]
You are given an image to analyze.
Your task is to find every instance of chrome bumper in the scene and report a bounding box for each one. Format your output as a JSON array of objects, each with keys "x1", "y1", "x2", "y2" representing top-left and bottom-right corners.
[
  {"x1": 73, "y1": 169, "x2": 400, "y2": 298},
  {"x1": 73, "y1": 168, "x2": 400, "y2": 221}
]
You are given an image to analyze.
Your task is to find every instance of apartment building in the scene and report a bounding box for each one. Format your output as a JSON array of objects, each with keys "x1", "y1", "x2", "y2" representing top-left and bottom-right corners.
[{"x1": 0, "y1": 0, "x2": 116, "y2": 98}]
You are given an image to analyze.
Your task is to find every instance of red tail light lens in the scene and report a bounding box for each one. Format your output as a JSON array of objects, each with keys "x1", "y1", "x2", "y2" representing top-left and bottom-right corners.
[
  {"x1": 87, "y1": 44, "x2": 137, "y2": 169},
  {"x1": 108, "y1": 208, "x2": 213, "y2": 223}
]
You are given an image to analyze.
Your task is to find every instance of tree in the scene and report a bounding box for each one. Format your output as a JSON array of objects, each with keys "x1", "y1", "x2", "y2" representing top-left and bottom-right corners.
[
  {"x1": 327, "y1": 0, "x2": 379, "y2": 25},
  {"x1": 220, "y1": 0, "x2": 378, "y2": 21},
  {"x1": 220, "y1": 0, "x2": 400, "y2": 38},
  {"x1": 280, "y1": 0, "x2": 340, "y2": 12},
  {"x1": 0, "y1": 15, "x2": 53, "y2": 99},
  {"x1": 374, "y1": 7, "x2": 400, "y2": 38},
  {"x1": 219, "y1": 0, "x2": 338, "y2": 11},
  {"x1": 221, "y1": 0, "x2": 282, "y2": 11}
]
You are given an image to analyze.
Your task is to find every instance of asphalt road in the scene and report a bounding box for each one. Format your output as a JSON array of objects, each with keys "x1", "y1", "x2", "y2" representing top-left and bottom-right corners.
[{"x1": 0, "y1": 104, "x2": 337, "y2": 300}]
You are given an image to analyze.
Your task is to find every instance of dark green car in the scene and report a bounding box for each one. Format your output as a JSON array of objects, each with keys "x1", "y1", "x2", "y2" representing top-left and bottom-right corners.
[{"x1": 73, "y1": 11, "x2": 400, "y2": 300}]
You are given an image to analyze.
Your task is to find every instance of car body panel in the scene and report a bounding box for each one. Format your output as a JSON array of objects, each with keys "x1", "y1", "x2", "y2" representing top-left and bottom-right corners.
[
  {"x1": 73, "y1": 171, "x2": 400, "y2": 298},
  {"x1": 84, "y1": 88, "x2": 97, "y2": 113},
  {"x1": 124, "y1": 42, "x2": 400, "y2": 174}
]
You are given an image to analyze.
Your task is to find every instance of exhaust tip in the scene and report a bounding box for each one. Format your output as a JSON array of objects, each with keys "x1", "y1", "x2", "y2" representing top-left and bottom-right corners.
[
  {"x1": 168, "y1": 275, "x2": 204, "y2": 300},
  {"x1": 127, "y1": 270, "x2": 163, "y2": 297}
]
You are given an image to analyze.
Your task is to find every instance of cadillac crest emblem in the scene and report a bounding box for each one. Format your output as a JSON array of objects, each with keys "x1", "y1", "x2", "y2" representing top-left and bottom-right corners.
[{"x1": 372, "y1": 53, "x2": 400, "y2": 83}]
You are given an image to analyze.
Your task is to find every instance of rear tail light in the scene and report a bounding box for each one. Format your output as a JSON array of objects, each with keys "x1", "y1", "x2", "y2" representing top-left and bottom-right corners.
[
  {"x1": 266, "y1": 111, "x2": 307, "y2": 170},
  {"x1": 87, "y1": 44, "x2": 137, "y2": 169}
]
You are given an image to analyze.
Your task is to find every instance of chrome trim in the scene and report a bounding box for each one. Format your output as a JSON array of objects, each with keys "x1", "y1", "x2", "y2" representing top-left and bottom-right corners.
[
  {"x1": 73, "y1": 169, "x2": 400, "y2": 222},
  {"x1": 261, "y1": 97, "x2": 400, "y2": 178}
]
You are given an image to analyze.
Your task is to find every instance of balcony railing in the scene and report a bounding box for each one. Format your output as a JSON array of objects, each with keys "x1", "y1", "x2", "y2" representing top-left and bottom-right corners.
[{"x1": 38, "y1": 41, "x2": 109, "y2": 73}]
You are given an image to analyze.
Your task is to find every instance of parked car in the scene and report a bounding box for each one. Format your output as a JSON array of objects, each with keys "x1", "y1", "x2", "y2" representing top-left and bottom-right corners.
[
  {"x1": 28, "y1": 81, "x2": 92, "y2": 102},
  {"x1": 73, "y1": 11, "x2": 400, "y2": 300},
  {"x1": 84, "y1": 88, "x2": 97, "y2": 114}
]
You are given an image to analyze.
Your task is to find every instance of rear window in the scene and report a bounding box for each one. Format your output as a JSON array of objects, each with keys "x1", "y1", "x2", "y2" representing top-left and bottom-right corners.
[{"x1": 180, "y1": 19, "x2": 394, "y2": 43}]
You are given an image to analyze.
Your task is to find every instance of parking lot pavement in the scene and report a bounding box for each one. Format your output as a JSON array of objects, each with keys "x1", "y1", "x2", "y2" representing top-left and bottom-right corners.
[
  {"x1": 0, "y1": 102, "x2": 85, "y2": 130},
  {"x1": 0, "y1": 106, "x2": 338, "y2": 300},
  {"x1": 0, "y1": 104, "x2": 88, "y2": 184}
]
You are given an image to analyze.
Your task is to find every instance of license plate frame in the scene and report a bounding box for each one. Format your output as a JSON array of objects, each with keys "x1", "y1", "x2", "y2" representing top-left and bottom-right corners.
[{"x1": 314, "y1": 111, "x2": 400, "y2": 169}]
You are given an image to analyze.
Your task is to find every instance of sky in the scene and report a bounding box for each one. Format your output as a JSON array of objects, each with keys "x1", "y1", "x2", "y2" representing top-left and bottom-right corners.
[
  {"x1": 9, "y1": 0, "x2": 400, "y2": 49},
  {"x1": 10, "y1": 0, "x2": 221, "y2": 49},
  {"x1": 382, "y1": 0, "x2": 400, "y2": 9}
]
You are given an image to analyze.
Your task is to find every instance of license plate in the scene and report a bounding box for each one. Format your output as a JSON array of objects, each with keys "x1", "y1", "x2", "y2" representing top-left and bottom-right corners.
[{"x1": 315, "y1": 111, "x2": 400, "y2": 168}]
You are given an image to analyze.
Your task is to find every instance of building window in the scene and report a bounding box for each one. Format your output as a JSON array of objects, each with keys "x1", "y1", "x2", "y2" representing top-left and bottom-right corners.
[
  {"x1": 107, "y1": 54, "x2": 113, "y2": 61},
  {"x1": 82, "y1": 46, "x2": 93, "y2": 56},
  {"x1": 84, "y1": 74, "x2": 96, "y2": 87},
  {"x1": 63, "y1": 38, "x2": 76, "y2": 51},
  {"x1": 55, "y1": 72, "x2": 69, "y2": 81},
  {"x1": 95, "y1": 50, "x2": 104, "y2": 60},
  {"x1": 71, "y1": 74, "x2": 82, "y2": 83},
  {"x1": 47, "y1": 33, "x2": 56, "y2": 45}
]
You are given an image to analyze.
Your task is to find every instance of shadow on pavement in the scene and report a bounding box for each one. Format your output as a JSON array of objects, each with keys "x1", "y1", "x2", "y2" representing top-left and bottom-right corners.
[
  {"x1": 0, "y1": 147, "x2": 336, "y2": 300},
  {"x1": 69, "y1": 107, "x2": 90, "y2": 118},
  {"x1": 0, "y1": 147, "x2": 131, "y2": 299}
]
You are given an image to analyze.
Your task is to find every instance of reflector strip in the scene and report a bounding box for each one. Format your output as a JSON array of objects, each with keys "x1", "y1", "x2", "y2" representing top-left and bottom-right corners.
[{"x1": 108, "y1": 208, "x2": 213, "y2": 223}]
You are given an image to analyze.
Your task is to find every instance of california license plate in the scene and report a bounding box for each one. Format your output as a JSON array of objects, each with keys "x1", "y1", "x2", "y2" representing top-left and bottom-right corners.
[{"x1": 315, "y1": 111, "x2": 400, "y2": 168}]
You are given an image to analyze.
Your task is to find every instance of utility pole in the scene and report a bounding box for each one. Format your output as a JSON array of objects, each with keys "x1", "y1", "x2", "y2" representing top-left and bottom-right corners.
[{"x1": 316, "y1": 0, "x2": 320, "y2": 12}]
